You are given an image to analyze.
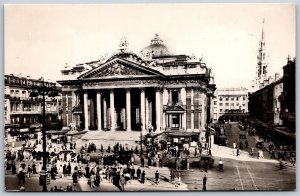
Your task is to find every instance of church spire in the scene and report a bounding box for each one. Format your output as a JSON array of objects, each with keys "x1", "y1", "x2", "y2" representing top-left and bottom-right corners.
[
  {"x1": 261, "y1": 18, "x2": 265, "y2": 41},
  {"x1": 253, "y1": 18, "x2": 269, "y2": 91}
]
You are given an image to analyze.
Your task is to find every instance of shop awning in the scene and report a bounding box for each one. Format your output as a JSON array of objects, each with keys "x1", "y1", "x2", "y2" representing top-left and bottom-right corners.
[
  {"x1": 164, "y1": 131, "x2": 199, "y2": 137},
  {"x1": 46, "y1": 130, "x2": 68, "y2": 135}
]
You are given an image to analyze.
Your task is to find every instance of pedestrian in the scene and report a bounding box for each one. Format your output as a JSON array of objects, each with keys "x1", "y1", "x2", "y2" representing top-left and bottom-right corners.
[
  {"x1": 155, "y1": 170, "x2": 160, "y2": 184},
  {"x1": 141, "y1": 170, "x2": 145, "y2": 184},
  {"x1": 233, "y1": 142, "x2": 236, "y2": 149},
  {"x1": 95, "y1": 173, "x2": 101, "y2": 187},
  {"x1": 141, "y1": 156, "x2": 145, "y2": 167},
  {"x1": 237, "y1": 148, "x2": 240, "y2": 156},
  {"x1": 245, "y1": 140, "x2": 249, "y2": 149},
  {"x1": 250, "y1": 147, "x2": 254, "y2": 156},
  {"x1": 72, "y1": 172, "x2": 78, "y2": 185},
  {"x1": 130, "y1": 166, "x2": 135, "y2": 180},
  {"x1": 66, "y1": 183, "x2": 72, "y2": 192},
  {"x1": 203, "y1": 175, "x2": 207, "y2": 191},
  {"x1": 204, "y1": 160, "x2": 208, "y2": 173},
  {"x1": 11, "y1": 161, "x2": 16, "y2": 175},
  {"x1": 51, "y1": 165, "x2": 56, "y2": 180},
  {"x1": 90, "y1": 173, "x2": 95, "y2": 188},
  {"x1": 18, "y1": 168, "x2": 25, "y2": 184},
  {"x1": 119, "y1": 174, "x2": 126, "y2": 191},
  {"x1": 137, "y1": 167, "x2": 141, "y2": 180}
]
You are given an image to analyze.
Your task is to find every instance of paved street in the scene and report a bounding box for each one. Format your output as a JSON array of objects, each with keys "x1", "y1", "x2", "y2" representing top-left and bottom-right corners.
[{"x1": 5, "y1": 123, "x2": 296, "y2": 191}]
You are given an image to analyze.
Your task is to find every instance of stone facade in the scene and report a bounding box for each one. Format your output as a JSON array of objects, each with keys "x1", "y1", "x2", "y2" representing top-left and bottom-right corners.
[
  {"x1": 57, "y1": 35, "x2": 216, "y2": 135},
  {"x1": 212, "y1": 88, "x2": 249, "y2": 122},
  {"x1": 249, "y1": 77, "x2": 283, "y2": 126},
  {"x1": 4, "y1": 74, "x2": 62, "y2": 127}
]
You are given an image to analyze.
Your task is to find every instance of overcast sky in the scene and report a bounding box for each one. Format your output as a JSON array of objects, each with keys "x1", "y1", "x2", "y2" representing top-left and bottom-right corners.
[{"x1": 4, "y1": 3, "x2": 295, "y2": 89}]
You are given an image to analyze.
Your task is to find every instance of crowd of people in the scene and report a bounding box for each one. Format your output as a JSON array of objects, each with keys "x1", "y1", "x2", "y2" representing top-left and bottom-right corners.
[{"x1": 5, "y1": 123, "x2": 234, "y2": 192}]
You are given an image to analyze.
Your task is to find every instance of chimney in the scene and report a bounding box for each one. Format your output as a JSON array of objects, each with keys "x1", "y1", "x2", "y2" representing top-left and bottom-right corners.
[{"x1": 275, "y1": 72, "x2": 280, "y2": 81}]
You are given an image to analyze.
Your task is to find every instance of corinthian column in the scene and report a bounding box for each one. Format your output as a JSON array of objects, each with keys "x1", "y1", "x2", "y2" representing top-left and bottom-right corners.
[
  {"x1": 155, "y1": 88, "x2": 161, "y2": 132},
  {"x1": 190, "y1": 88, "x2": 194, "y2": 131},
  {"x1": 126, "y1": 89, "x2": 131, "y2": 131},
  {"x1": 96, "y1": 91, "x2": 102, "y2": 131},
  {"x1": 201, "y1": 91, "x2": 206, "y2": 131},
  {"x1": 140, "y1": 88, "x2": 146, "y2": 131},
  {"x1": 83, "y1": 91, "x2": 89, "y2": 131},
  {"x1": 103, "y1": 98, "x2": 107, "y2": 129},
  {"x1": 110, "y1": 89, "x2": 115, "y2": 131}
]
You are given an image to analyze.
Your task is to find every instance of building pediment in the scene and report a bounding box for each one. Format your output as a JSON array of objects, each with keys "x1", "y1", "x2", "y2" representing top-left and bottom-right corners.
[{"x1": 78, "y1": 58, "x2": 163, "y2": 79}]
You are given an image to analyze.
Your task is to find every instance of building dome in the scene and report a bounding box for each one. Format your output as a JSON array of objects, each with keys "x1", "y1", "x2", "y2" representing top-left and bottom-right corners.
[{"x1": 141, "y1": 34, "x2": 169, "y2": 58}]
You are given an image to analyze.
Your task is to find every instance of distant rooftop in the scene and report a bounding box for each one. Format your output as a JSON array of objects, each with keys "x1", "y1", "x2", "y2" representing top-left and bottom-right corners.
[{"x1": 218, "y1": 87, "x2": 248, "y2": 91}]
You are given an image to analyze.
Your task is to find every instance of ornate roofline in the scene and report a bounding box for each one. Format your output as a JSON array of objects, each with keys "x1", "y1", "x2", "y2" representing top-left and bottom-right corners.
[{"x1": 78, "y1": 57, "x2": 165, "y2": 79}]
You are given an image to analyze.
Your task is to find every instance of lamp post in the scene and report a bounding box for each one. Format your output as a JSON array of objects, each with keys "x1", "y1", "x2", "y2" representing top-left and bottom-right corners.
[{"x1": 30, "y1": 77, "x2": 59, "y2": 192}]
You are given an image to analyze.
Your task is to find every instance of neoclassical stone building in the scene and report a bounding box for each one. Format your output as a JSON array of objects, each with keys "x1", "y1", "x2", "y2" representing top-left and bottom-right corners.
[{"x1": 57, "y1": 35, "x2": 216, "y2": 137}]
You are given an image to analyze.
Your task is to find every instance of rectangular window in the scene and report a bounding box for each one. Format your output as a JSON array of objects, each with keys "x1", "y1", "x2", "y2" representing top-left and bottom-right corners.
[
  {"x1": 231, "y1": 97, "x2": 234, "y2": 101},
  {"x1": 219, "y1": 103, "x2": 222, "y2": 106},
  {"x1": 231, "y1": 103, "x2": 234, "y2": 106},
  {"x1": 236, "y1": 97, "x2": 239, "y2": 101},
  {"x1": 219, "y1": 97, "x2": 222, "y2": 101},
  {"x1": 243, "y1": 96, "x2": 246, "y2": 100},
  {"x1": 236, "y1": 103, "x2": 239, "y2": 106},
  {"x1": 219, "y1": 109, "x2": 223, "y2": 112},
  {"x1": 242, "y1": 104, "x2": 245, "y2": 107},
  {"x1": 172, "y1": 91, "x2": 179, "y2": 104},
  {"x1": 214, "y1": 101, "x2": 217, "y2": 105},
  {"x1": 225, "y1": 103, "x2": 229, "y2": 106},
  {"x1": 226, "y1": 98, "x2": 229, "y2": 101}
]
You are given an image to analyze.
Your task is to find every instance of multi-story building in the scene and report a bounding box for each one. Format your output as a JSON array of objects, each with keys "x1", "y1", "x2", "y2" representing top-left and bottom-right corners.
[
  {"x1": 4, "y1": 74, "x2": 62, "y2": 128},
  {"x1": 57, "y1": 35, "x2": 216, "y2": 142},
  {"x1": 279, "y1": 57, "x2": 296, "y2": 133},
  {"x1": 212, "y1": 87, "x2": 249, "y2": 122},
  {"x1": 248, "y1": 57, "x2": 295, "y2": 147},
  {"x1": 248, "y1": 74, "x2": 283, "y2": 126}
]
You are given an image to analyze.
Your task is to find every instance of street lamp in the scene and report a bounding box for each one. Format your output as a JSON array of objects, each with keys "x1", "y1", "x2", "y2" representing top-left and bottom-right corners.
[{"x1": 30, "y1": 77, "x2": 59, "y2": 192}]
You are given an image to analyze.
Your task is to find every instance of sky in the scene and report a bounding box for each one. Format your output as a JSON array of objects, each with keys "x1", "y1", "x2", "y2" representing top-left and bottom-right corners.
[{"x1": 4, "y1": 3, "x2": 296, "y2": 89}]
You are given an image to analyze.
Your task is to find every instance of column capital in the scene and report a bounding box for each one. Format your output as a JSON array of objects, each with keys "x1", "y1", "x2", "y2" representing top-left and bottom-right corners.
[
  {"x1": 109, "y1": 89, "x2": 115, "y2": 93},
  {"x1": 125, "y1": 88, "x2": 131, "y2": 93},
  {"x1": 155, "y1": 87, "x2": 163, "y2": 93}
]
